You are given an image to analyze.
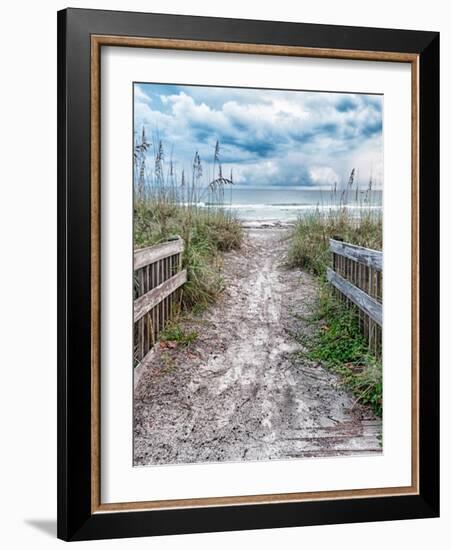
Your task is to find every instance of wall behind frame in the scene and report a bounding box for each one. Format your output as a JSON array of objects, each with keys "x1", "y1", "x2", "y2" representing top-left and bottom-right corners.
[{"x1": 0, "y1": 0, "x2": 448, "y2": 549}]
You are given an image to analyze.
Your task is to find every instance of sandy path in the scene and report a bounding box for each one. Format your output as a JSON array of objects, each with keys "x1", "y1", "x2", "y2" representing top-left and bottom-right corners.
[{"x1": 134, "y1": 228, "x2": 381, "y2": 466}]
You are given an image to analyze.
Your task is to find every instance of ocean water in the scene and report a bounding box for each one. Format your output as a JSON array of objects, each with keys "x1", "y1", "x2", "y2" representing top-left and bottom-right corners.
[{"x1": 200, "y1": 187, "x2": 383, "y2": 222}]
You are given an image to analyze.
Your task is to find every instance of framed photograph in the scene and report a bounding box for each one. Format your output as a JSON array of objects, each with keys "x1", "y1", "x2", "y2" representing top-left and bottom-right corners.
[{"x1": 57, "y1": 8, "x2": 439, "y2": 541}]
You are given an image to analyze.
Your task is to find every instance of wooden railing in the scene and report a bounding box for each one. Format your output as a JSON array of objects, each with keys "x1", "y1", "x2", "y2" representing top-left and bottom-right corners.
[
  {"x1": 327, "y1": 238, "x2": 382, "y2": 354},
  {"x1": 134, "y1": 237, "x2": 187, "y2": 365}
]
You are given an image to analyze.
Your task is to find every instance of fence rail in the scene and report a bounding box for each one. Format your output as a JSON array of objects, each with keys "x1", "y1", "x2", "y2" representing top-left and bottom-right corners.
[
  {"x1": 328, "y1": 238, "x2": 382, "y2": 354},
  {"x1": 329, "y1": 239, "x2": 383, "y2": 271},
  {"x1": 134, "y1": 237, "x2": 186, "y2": 366}
]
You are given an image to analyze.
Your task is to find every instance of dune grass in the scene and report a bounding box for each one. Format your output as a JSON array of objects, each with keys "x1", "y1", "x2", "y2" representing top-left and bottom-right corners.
[
  {"x1": 160, "y1": 323, "x2": 198, "y2": 347},
  {"x1": 289, "y1": 206, "x2": 383, "y2": 416},
  {"x1": 306, "y1": 283, "x2": 383, "y2": 416},
  {"x1": 134, "y1": 200, "x2": 243, "y2": 311},
  {"x1": 288, "y1": 208, "x2": 382, "y2": 277}
]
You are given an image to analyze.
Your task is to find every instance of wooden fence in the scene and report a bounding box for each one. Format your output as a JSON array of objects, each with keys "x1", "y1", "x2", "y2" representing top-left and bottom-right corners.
[
  {"x1": 327, "y1": 238, "x2": 382, "y2": 354},
  {"x1": 134, "y1": 237, "x2": 187, "y2": 366}
]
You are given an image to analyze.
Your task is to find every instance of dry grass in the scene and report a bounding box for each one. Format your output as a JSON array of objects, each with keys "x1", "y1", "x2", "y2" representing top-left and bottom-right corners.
[
  {"x1": 288, "y1": 208, "x2": 382, "y2": 277},
  {"x1": 135, "y1": 200, "x2": 243, "y2": 310},
  {"x1": 289, "y1": 184, "x2": 383, "y2": 417}
]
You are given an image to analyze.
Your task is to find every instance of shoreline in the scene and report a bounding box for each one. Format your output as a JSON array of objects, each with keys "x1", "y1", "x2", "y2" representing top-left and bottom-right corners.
[{"x1": 240, "y1": 219, "x2": 295, "y2": 229}]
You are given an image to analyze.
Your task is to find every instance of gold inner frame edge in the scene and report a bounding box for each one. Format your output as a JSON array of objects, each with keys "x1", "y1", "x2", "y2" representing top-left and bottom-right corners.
[{"x1": 90, "y1": 35, "x2": 420, "y2": 514}]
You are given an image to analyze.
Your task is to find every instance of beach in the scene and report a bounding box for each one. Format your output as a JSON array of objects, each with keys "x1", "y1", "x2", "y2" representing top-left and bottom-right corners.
[
  {"x1": 133, "y1": 227, "x2": 382, "y2": 465},
  {"x1": 198, "y1": 186, "x2": 382, "y2": 223}
]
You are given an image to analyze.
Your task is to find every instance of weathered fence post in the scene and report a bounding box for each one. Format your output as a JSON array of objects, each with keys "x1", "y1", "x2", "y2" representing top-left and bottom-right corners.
[
  {"x1": 327, "y1": 239, "x2": 382, "y2": 354},
  {"x1": 133, "y1": 237, "x2": 187, "y2": 366}
]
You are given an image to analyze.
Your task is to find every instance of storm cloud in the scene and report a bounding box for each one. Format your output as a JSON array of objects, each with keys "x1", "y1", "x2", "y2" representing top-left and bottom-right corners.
[{"x1": 134, "y1": 83, "x2": 383, "y2": 189}]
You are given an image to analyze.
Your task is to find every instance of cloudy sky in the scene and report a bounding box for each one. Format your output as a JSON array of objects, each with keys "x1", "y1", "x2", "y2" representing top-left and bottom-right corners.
[{"x1": 134, "y1": 83, "x2": 383, "y2": 189}]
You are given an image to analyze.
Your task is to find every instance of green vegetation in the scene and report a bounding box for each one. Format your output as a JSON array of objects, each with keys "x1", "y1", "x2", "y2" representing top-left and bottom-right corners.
[
  {"x1": 288, "y1": 208, "x2": 382, "y2": 277},
  {"x1": 135, "y1": 200, "x2": 242, "y2": 310},
  {"x1": 289, "y1": 174, "x2": 383, "y2": 416},
  {"x1": 306, "y1": 284, "x2": 382, "y2": 416},
  {"x1": 134, "y1": 132, "x2": 242, "y2": 312},
  {"x1": 160, "y1": 323, "x2": 198, "y2": 347}
]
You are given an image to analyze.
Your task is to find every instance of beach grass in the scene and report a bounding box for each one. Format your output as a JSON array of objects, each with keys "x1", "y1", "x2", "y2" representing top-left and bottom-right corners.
[
  {"x1": 288, "y1": 207, "x2": 382, "y2": 277},
  {"x1": 307, "y1": 283, "x2": 382, "y2": 416},
  {"x1": 134, "y1": 200, "x2": 243, "y2": 310},
  {"x1": 289, "y1": 205, "x2": 383, "y2": 416},
  {"x1": 160, "y1": 323, "x2": 198, "y2": 347}
]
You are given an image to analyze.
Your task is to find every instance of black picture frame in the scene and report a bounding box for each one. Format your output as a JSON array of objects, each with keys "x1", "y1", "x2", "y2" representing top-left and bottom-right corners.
[{"x1": 57, "y1": 7, "x2": 439, "y2": 541}]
